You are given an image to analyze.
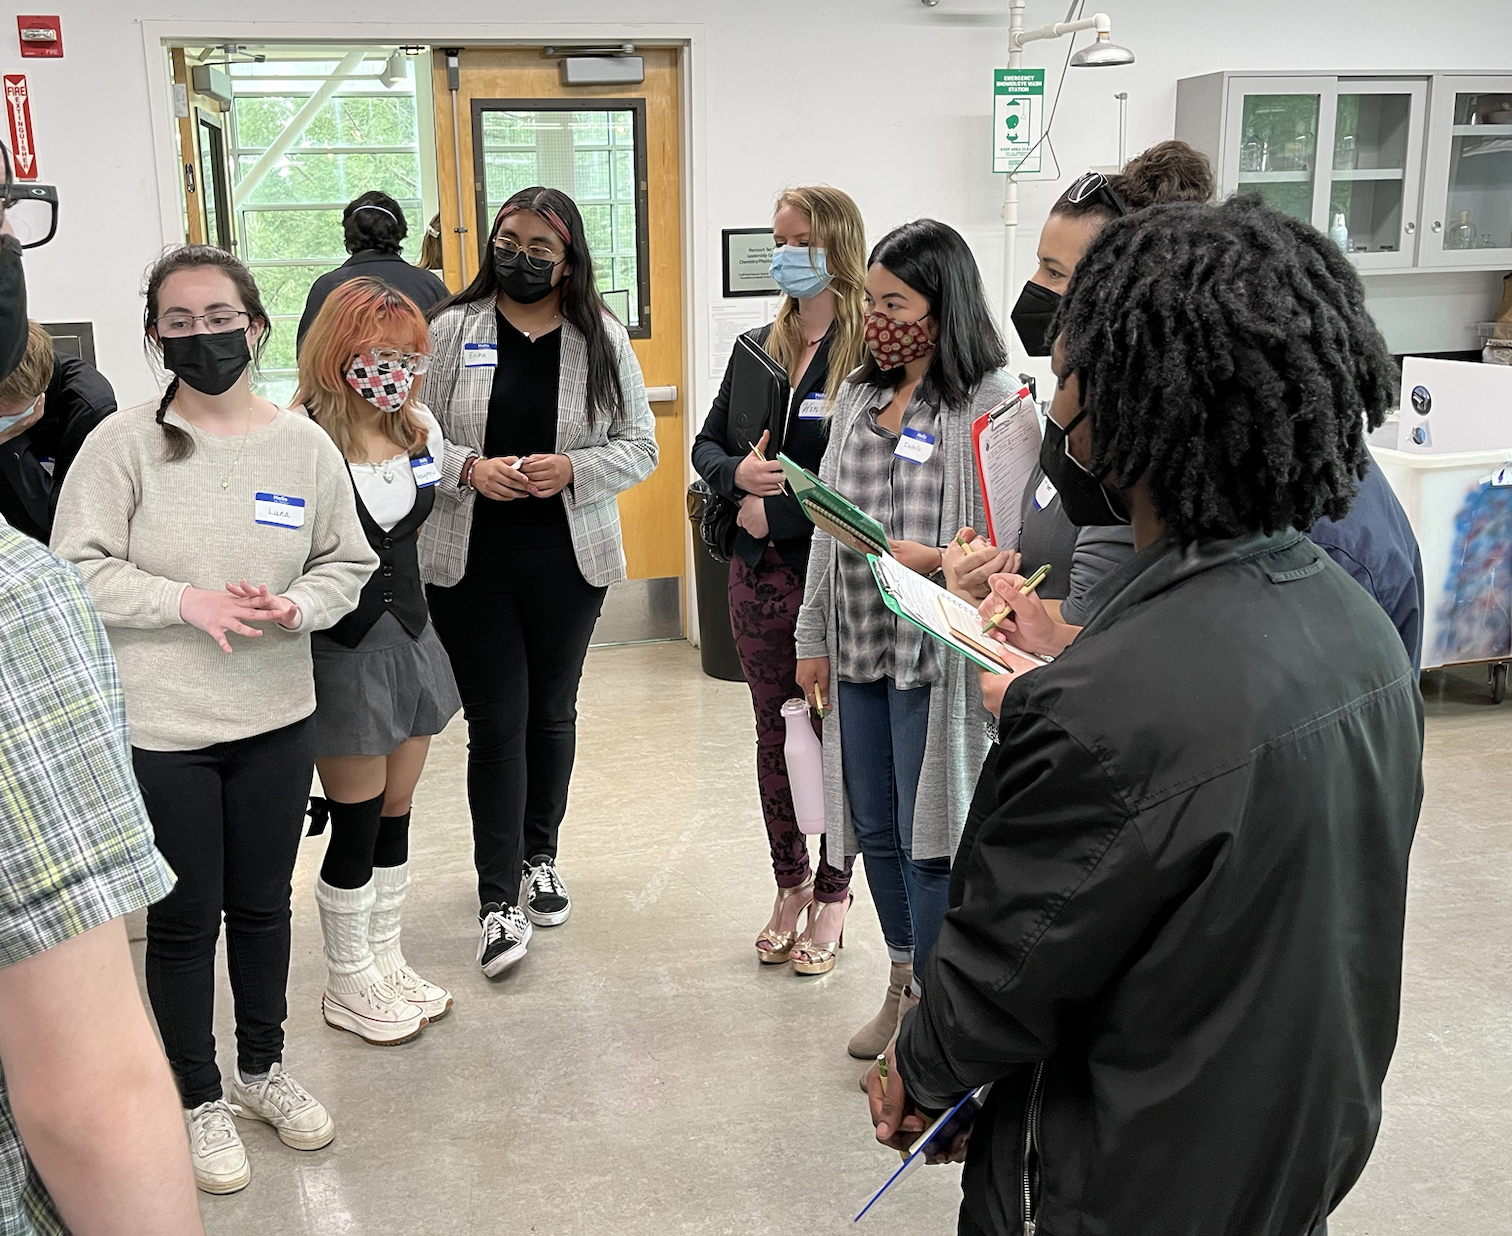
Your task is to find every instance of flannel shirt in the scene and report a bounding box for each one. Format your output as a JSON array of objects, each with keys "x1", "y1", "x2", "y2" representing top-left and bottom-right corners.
[
  {"x1": 832, "y1": 386, "x2": 945, "y2": 688},
  {"x1": 0, "y1": 523, "x2": 175, "y2": 1235}
]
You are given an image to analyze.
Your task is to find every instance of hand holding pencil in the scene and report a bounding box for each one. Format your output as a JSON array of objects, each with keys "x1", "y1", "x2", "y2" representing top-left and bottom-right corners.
[{"x1": 977, "y1": 565, "x2": 1060, "y2": 656}]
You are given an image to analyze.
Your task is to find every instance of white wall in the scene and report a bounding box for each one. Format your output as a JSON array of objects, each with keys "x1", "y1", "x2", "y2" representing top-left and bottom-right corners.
[{"x1": 4, "y1": 0, "x2": 1506, "y2": 419}]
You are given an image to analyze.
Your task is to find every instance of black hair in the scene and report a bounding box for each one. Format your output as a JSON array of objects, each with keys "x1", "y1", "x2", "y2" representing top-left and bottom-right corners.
[
  {"x1": 1055, "y1": 195, "x2": 1398, "y2": 542},
  {"x1": 343, "y1": 191, "x2": 407, "y2": 256},
  {"x1": 433, "y1": 185, "x2": 623, "y2": 427},
  {"x1": 142, "y1": 245, "x2": 271, "y2": 463},
  {"x1": 1051, "y1": 140, "x2": 1215, "y2": 228},
  {"x1": 855, "y1": 218, "x2": 1007, "y2": 411}
]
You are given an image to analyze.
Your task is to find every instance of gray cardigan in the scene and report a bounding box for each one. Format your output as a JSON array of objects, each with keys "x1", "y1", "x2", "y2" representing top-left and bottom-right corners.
[
  {"x1": 417, "y1": 300, "x2": 658, "y2": 589},
  {"x1": 794, "y1": 368, "x2": 1015, "y2": 861}
]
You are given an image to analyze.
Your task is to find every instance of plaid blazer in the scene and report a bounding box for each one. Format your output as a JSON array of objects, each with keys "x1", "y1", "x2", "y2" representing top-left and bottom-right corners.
[{"x1": 418, "y1": 301, "x2": 659, "y2": 588}]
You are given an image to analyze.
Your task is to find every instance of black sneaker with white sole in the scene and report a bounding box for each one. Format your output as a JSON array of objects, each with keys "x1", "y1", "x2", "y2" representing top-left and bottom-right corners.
[
  {"x1": 477, "y1": 902, "x2": 531, "y2": 977},
  {"x1": 521, "y1": 855, "x2": 571, "y2": 926}
]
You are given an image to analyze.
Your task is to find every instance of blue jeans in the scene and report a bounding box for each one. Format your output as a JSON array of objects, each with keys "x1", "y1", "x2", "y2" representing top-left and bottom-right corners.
[{"x1": 838, "y1": 677, "x2": 951, "y2": 973}]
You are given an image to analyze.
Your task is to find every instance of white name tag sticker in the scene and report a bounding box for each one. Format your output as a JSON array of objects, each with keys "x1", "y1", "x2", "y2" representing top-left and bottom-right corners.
[
  {"x1": 254, "y1": 492, "x2": 306, "y2": 529},
  {"x1": 798, "y1": 394, "x2": 827, "y2": 420},
  {"x1": 894, "y1": 426, "x2": 936, "y2": 465},
  {"x1": 463, "y1": 342, "x2": 498, "y2": 368},
  {"x1": 1034, "y1": 475, "x2": 1058, "y2": 510},
  {"x1": 411, "y1": 455, "x2": 441, "y2": 488}
]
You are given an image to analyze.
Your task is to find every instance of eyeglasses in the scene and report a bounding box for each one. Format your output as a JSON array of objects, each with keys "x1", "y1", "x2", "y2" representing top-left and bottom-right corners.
[
  {"x1": 357, "y1": 348, "x2": 430, "y2": 375},
  {"x1": 1, "y1": 183, "x2": 58, "y2": 249},
  {"x1": 1065, "y1": 171, "x2": 1130, "y2": 218},
  {"x1": 155, "y1": 310, "x2": 250, "y2": 337},
  {"x1": 494, "y1": 236, "x2": 564, "y2": 271}
]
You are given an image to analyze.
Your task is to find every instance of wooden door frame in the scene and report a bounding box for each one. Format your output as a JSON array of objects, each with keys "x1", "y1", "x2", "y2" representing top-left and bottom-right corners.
[{"x1": 141, "y1": 20, "x2": 710, "y2": 643}]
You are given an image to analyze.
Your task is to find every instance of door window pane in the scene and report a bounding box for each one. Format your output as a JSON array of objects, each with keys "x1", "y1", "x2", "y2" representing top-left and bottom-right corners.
[
  {"x1": 1329, "y1": 93, "x2": 1412, "y2": 256},
  {"x1": 1441, "y1": 91, "x2": 1512, "y2": 253},
  {"x1": 475, "y1": 103, "x2": 649, "y2": 334},
  {"x1": 1237, "y1": 93, "x2": 1320, "y2": 223}
]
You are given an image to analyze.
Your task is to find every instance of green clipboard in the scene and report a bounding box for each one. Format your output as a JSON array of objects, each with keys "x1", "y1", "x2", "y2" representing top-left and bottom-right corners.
[
  {"x1": 869, "y1": 552, "x2": 1053, "y2": 678},
  {"x1": 777, "y1": 454, "x2": 890, "y2": 558}
]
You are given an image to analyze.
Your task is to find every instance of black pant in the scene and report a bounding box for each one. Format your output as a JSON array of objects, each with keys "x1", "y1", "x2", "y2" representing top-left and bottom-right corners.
[
  {"x1": 133, "y1": 716, "x2": 316, "y2": 1107},
  {"x1": 428, "y1": 537, "x2": 606, "y2": 908}
]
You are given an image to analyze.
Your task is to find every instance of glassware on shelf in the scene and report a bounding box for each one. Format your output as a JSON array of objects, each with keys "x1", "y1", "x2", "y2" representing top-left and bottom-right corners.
[
  {"x1": 1240, "y1": 137, "x2": 1264, "y2": 172},
  {"x1": 1330, "y1": 212, "x2": 1350, "y2": 251},
  {"x1": 1334, "y1": 134, "x2": 1357, "y2": 170},
  {"x1": 1446, "y1": 211, "x2": 1476, "y2": 250}
]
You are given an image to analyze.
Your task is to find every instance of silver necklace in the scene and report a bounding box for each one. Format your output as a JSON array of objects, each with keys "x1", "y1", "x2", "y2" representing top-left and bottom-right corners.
[
  {"x1": 367, "y1": 459, "x2": 396, "y2": 484},
  {"x1": 205, "y1": 403, "x2": 255, "y2": 490}
]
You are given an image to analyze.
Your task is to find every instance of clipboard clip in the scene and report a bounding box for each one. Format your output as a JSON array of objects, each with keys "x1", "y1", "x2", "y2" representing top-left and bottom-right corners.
[{"x1": 987, "y1": 385, "x2": 1035, "y2": 422}]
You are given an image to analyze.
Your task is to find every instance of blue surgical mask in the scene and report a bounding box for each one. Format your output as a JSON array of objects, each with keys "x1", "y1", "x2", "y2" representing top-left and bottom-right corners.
[
  {"x1": 769, "y1": 245, "x2": 832, "y2": 300},
  {"x1": 0, "y1": 398, "x2": 39, "y2": 435}
]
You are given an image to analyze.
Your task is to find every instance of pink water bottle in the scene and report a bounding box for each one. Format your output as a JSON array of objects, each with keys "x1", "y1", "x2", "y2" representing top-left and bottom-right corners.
[{"x1": 781, "y1": 697, "x2": 826, "y2": 835}]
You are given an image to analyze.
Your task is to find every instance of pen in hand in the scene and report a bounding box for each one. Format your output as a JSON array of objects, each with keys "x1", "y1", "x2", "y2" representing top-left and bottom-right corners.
[{"x1": 983, "y1": 563, "x2": 1052, "y2": 633}]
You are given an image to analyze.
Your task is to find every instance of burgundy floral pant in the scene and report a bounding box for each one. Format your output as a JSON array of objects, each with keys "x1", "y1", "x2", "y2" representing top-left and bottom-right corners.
[{"x1": 728, "y1": 546, "x2": 854, "y2": 903}]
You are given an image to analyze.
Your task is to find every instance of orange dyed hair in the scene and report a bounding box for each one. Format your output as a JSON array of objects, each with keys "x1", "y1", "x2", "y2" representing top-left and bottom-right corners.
[{"x1": 294, "y1": 276, "x2": 431, "y2": 459}]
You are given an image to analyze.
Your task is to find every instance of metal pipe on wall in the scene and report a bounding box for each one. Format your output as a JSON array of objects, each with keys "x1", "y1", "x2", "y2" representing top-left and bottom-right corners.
[
  {"x1": 1000, "y1": 0, "x2": 1025, "y2": 352},
  {"x1": 443, "y1": 48, "x2": 469, "y2": 284}
]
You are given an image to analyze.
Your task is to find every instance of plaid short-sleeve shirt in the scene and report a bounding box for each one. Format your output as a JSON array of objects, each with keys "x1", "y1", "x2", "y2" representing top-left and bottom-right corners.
[
  {"x1": 832, "y1": 386, "x2": 946, "y2": 688},
  {"x1": 0, "y1": 524, "x2": 175, "y2": 1235}
]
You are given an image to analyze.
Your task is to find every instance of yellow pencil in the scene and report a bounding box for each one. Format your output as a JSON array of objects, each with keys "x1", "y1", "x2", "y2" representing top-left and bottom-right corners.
[
  {"x1": 983, "y1": 563, "x2": 1052, "y2": 633},
  {"x1": 813, "y1": 682, "x2": 826, "y2": 718},
  {"x1": 955, "y1": 533, "x2": 976, "y2": 555}
]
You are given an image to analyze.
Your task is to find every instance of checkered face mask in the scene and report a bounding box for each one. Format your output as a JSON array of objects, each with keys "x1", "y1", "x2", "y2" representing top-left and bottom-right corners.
[{"x1": 345, "y1": 352, "x2": 414, "y2": 412}]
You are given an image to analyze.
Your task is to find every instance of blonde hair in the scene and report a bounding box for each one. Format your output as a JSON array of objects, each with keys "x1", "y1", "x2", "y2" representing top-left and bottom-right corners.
[
  {"x1": 765, "y1": 186, "x2": 867, "y2": 407},
  {"x1": 0, "y1": 321, "x2": 55, "y2": 407},
  {"x1": 293, "y1": 277, "x2": 430, "y2": 460}
]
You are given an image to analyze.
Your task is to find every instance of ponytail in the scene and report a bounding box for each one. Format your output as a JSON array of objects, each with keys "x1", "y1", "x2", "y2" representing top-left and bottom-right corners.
[{"x1": 154, "y1": 376, "x2": 193, "y2": 462}]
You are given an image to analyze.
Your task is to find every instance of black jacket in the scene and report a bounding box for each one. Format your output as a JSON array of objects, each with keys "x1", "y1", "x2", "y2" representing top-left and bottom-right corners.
[
  {"x1": 297, "y1": 250, "x2": 451, "y2": 348},
  {"x1": 322, "y1": 478, "x2": 434, "y2": 648},
  {"x1": 898, "y1": 531, "x2": 1423, "y2": 1236},
  {"x1": 691, "y1": 324, "x2": 833, "y2": 575},
  {"x1": 0, "y1": 350, "x2": 115, "y2": 542}
]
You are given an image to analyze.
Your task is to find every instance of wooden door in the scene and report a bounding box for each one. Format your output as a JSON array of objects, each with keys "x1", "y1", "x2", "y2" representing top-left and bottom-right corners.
[{"x1": 431, "y1": 47, "x2": 685, "y2": 626}]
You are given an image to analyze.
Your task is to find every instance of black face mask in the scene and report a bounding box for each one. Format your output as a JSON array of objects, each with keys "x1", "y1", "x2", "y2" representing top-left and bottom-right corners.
[
  {"x1": 0, "y1": 235, "x2": 28, "y2": 385},
  {"x1": 494, "y1": 248, "x2": 558, "y2": 305},
  {"x1": 1039, "y1": 407, "x2": 1129, "y2": 527},
  {"x1": 160, "y1": 327, "x2": 253, "y2": 396},
  {"x1": 1010, "y1": 280, "x2": 1061, "y2": 357}
]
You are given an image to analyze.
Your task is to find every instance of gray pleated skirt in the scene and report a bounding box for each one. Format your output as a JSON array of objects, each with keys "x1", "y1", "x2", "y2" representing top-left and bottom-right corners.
[{"x1": 311, "y1": 613, "x2": 462, "y2": 758}]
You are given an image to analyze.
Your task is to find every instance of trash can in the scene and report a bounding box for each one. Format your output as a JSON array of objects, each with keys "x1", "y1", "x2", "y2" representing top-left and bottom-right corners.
[{"x1": 686, "y1": 481, "x2": 745, "y2": 682}]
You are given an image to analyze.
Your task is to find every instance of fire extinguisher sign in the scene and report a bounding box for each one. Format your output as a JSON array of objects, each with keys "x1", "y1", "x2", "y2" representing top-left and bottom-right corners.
[{"x1": 4, "y1": 75, "x2": 39, "y2": 180}]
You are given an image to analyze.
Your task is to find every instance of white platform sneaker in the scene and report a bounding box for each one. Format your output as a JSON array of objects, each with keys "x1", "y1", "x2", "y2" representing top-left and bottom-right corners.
[
  {"x1": 371, "y1": 862, "x2": 454, "y2": 1021},
  {"x1": 185, "y1": 1098, "x2": 250, "y2": 1194},
  {"x1": 315, "y1": 877, "x2": 427, "y2": 1045}
]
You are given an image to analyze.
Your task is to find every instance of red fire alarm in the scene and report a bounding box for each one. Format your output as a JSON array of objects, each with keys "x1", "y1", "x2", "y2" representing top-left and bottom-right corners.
[{"x1": 17, "y1": 16, "x2": 62, "y2": 59}]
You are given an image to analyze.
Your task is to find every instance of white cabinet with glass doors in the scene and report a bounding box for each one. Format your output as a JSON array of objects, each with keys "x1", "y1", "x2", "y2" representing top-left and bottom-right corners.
[{"x1": 1177, "y1": 72, "x2": 1512, "y2": 274}]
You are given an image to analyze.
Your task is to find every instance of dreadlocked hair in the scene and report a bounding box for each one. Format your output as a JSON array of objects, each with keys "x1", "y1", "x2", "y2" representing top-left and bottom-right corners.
[{"x1": 1054, "y1": 195, "x2": 1398, "y2": 542}]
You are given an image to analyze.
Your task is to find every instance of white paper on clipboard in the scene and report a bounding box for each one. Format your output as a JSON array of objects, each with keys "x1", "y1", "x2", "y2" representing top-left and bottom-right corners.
[{"x1": 972, "y1": 391, "x2": 1042, "y2": 551}]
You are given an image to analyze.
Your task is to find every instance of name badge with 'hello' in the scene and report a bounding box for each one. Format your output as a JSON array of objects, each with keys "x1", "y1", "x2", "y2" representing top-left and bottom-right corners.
[
  {"x1": 894, "y1": 426, "x2": 936, "y2": 465},
  {"x1": 411, "y1": 455, "x2": 441, "y2": 488},
  {"x1": 254, "y1": 492, "x2": 306, "y2": 529},
  {"x1": 463, "y1": 342, "x2": 498, "y2": 368}
]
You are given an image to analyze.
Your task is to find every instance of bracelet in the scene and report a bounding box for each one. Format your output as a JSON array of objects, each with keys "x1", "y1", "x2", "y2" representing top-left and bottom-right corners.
[{"x1": 460, "y1": 455, "x2": 481, "y2": 490}]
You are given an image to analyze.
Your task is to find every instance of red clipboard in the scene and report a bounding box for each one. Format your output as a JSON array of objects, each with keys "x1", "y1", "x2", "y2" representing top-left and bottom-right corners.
[{"x1": 971, "y1": 386, "x2": 1037, "y2": 547}]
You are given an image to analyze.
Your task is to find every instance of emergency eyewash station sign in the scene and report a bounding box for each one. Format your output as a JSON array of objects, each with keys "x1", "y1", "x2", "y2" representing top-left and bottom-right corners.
[{"x1": 992, "y1": 69, "x2": 1044, "y2": 175}]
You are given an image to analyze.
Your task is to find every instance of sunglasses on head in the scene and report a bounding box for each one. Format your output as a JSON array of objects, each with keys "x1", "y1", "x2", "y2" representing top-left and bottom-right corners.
[{"x1": 1065, "y1": 171, "x2": 1129, "y2": 218}]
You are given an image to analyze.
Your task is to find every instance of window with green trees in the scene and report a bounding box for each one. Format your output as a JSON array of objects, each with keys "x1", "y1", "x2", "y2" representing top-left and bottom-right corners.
[{"x1": 227, "y1": 53, "x2": 426, "y2": 403}]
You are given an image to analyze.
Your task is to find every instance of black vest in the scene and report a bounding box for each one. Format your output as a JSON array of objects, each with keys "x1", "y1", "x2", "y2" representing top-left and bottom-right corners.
[{"x1": 324, "y1": 468, "x2": 435, "y2": 648}]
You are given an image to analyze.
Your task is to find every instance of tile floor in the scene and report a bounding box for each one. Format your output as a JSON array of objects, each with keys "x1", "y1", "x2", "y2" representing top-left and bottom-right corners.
[{"x1": 134, "y1": 644, "x2": 1512, "y2": 1235}]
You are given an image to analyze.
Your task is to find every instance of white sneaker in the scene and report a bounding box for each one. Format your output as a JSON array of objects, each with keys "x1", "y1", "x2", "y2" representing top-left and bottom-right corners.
[
  {"x1": 185, "y1": 1099, "x2": 250, "y2": 1195},
  {"x1": 229, "y1": 1063, "x2": 336, "y2": 1151},
  {"x1": 386, "y1": 963, "x2": 454, "y2": 1021},
  {"x1": 322, "y1": 978, "x2": 428, "y2": 1045}
]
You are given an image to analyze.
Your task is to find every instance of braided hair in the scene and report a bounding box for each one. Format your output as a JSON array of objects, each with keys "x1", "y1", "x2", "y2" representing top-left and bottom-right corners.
[
  {"x1": 1054, "y1": 195, "x2": 1398, "y2": 542},
  {"x1": 142, "y1": 245, "x2": 271, "y2": 462}
]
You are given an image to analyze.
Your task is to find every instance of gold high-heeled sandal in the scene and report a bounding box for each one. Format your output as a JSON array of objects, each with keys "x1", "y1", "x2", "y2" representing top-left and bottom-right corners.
[
  {"x1": 790, "y1": 893, "x2": 853, "y2": 976},
  {"x1": 755, "y1": 881, "x2": 816, "y2": 964}
]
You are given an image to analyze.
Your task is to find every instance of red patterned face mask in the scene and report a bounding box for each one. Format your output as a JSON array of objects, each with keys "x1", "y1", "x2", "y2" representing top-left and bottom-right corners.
[
  {"x1": 345, "y1": 352, "x2": 414, "y2": 412},
  {"x1": 864, "y1": 310, "x2": 935, "y2": 370}
]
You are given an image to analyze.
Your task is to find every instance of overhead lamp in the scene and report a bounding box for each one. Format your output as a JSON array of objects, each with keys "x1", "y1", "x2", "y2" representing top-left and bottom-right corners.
[
  {"x1": 379, "y1": 48, "x2": 407, "y2": 89},
  {"x1": 1070, "y1": 29, "x2": 1136, "y2": 67}
]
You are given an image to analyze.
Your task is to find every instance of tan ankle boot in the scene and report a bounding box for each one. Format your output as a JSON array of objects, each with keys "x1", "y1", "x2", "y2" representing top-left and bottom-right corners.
[{"x1": 847, "y1": 962, "x2": 913, "y2": 1059}]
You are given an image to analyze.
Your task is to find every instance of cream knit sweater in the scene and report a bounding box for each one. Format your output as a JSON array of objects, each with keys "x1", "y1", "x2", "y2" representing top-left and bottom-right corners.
[{"x1": 52, "y1": 401, "x2": 377, "y2": 751}]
